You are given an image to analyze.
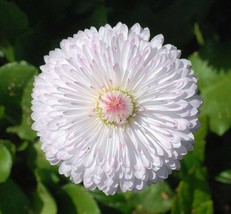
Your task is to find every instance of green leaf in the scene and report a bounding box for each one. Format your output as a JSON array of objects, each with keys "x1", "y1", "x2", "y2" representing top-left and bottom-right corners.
[
  {"x1": 60, "y1": 184, "x2": 101, "y2": 214},
  {"x1": 34, "y1": 168, "x2": 60, "y2": 188},
  {"x1": 133, "y1": 182, "x2": 175, "y2": 214},
  {"x1": 193, "y1": 200, "x2": 213, "y2": 214},
  {"x1": 201, "y1": 74, "x2": 231, "y2": 135},
  {"x1": 194, "y1": 23, "x2": 205, "y2": 46},
  {"x1": 33, "y1": 182, "x2": 57, "y2": 214},
  {"x1": 33, "y1": 171, "x2": 57, "y2": 214},
  {"x1": 0, "y1": 61, "x2": 38, "y2": 140},
  {"x1": 193, "y1": 116, "x2": 208, "y2": 162},
  {"x1": 216, "y1": 169, "x2": 231, "y2": 184},
  {"x1": 0, "y1": 61, "x2": 37, "y2": 122},
  {"x1": 180, "y1": 116, "x2": 208, "y2": 176},
  {"x1": 0, "y1": 144, "x2": 12, "y2": 183},
  {"x1": 0, "y1": 139, "x2": 16, "y2": 160},
  {"x1": 0, "y1": 38, "x2": 14, "y2": 62},
  {"x1": 7, "y1": 77, "x2": 38, "y2": 141},
  {"x1": 199, "y1": 42, "x2": 231, "y2": 72},
  {"x1": 28, "y1": 141, "x2": 56, "y2": 170},
  {"x1": 0, "y1": 179, "x2": 30, "y2": 214},
  {"x1": 190, "y1": 48, "x2": 231, "y2": 135},
  {"x1": 34, "y1": 142, "x2": 51, "y2": 169},
  {"x1": 171, "y1": 167, "x2": 213, "y2": 214},
  {"x1": 0, "y1": 0, "x2": 28, "y2": 41},
  {"x1": 92, "y1": 190, "x2": 133, "y2": 214},
  {"x1": 27, "y1": 141, "x2": 59, "y2": 186}
]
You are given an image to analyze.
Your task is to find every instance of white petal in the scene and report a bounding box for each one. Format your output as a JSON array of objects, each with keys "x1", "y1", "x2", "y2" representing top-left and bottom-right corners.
[{"x1": 31, "y1": 22, "x2": 202, "y2": 195}]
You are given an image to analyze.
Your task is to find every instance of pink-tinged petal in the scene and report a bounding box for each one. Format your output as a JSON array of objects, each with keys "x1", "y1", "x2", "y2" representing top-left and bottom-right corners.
[{"x1": 31, "y1": 22, "x2": 202, "y2": 195}]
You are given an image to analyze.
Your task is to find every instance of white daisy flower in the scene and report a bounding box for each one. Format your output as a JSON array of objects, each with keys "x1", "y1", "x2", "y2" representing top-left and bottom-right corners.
[{"x1": 31, "y1": 22, "x2": 202, "y2": 195}]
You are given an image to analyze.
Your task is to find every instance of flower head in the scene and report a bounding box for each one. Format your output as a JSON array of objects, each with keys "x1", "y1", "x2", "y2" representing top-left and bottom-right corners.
[{"x1": 31, "y1": 22, "x2": 202, "y2": 195}]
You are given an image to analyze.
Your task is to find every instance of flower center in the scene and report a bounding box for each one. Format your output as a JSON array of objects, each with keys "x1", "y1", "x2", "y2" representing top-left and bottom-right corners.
[{"x1": 96, "y1": 89, "x2": 135, "y2": 126}]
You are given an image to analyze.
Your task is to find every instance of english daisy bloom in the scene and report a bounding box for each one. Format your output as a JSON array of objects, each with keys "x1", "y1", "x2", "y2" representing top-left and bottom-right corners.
[{"x1": 31, "y1": 22, "x2": 202, "y2": 195}]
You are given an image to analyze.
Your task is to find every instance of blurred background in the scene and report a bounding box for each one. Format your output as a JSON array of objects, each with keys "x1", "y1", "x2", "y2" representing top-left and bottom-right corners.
[{"x1": 0, "y1": 0, "x2": 231, "y2": 213}]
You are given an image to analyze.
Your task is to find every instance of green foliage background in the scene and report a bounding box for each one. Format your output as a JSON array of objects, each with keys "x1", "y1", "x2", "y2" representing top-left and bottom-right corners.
[{"x1": 0, "y1": 0, "x2": 231, "y2": 213}]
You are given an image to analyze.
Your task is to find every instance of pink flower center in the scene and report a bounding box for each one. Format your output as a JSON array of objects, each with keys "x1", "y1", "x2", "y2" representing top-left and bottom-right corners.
[
  {"x1": 97, "y1": 90, "x2": 134, "y2": 126},
  {"x1": 103, "y1": 95, "x2": 125, "y2": 112}
]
